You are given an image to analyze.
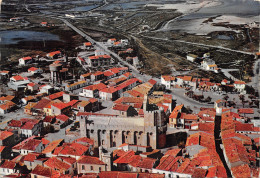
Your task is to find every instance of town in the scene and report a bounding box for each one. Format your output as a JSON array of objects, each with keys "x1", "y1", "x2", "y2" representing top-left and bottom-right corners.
[
  {"x1": 0, "y1": 29, "x2": 259, "y2": 177},
  {"x1": 0, "y1": 0, "x2": 260, "y2": 178}
]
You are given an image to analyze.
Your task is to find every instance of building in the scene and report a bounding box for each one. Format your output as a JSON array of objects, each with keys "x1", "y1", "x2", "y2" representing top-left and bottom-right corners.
[
  {"x1": 46, "y1": 51, "x2": 62, "y2": 59},
  {"x1": 161, "y1": 76, "x2": 175, "y2": 89},
  {"x1": 79, "y1": 96, "x2": 167, "y2": 149},
  {"x1": 19, "y1": 56, "x2": 33, "y2": 66},
  {"x1": 201, "y1": 59, "x2": 218, "y2": 73},
  {"x1": 77, "y1": 155, "x2": 107, "y2": 174},
  {"x1": 81, "y1": 83, "x2": 107, "y2": 98},
  {"x1": 27, "y1": 83, "x2": 39, "y2": 92},
  {"x1": 86, "y1": 55, "x2": 111, "y2": 67},
  {"x1": 186, "y1": 54, "x2": 198, "y2": 62},
  {"x1": 28, "y1": 67, "x2": 43, "y2": 74},
  {"x1": 234, "y1": 80, "x2": 246, "y2": 94}
]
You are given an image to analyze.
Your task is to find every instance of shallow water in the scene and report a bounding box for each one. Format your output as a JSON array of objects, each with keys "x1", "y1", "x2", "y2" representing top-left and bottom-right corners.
[{"x1": 0, "y1": 30, "x2": 61, "y2": 45}]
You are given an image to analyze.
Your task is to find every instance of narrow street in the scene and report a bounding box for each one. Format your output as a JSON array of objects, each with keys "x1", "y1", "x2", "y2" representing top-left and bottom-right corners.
[{"x1": 214, "y1": 116, "x2": 232, "y2": 177}]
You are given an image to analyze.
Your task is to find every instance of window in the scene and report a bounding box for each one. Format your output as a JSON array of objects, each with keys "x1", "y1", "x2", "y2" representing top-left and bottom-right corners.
[
  {"x1": 82, "y1": 165, "x2": 85, "y2": 170},
  {"x1": 99, "y1": 167, "x2": 101, "y2": 172},
  {"x1": 91, "y1": 166, "x2": 93, "y2": 171}
]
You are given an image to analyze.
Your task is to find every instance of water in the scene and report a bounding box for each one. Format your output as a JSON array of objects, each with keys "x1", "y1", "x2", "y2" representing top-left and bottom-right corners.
[
  {"x1": 216, "y1": 35, "x2": 234, "y2": 40},
  {"x1": 68, "y1": 5, "x2": 99, "y2": 12},
  {"x1": 0, "y1": 30, "x2": 60, "y2": 45}
]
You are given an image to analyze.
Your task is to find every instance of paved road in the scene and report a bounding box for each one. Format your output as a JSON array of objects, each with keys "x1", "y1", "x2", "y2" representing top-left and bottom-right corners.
[{"x1": 61, "y1": 18, "x2": 155, "y2": 82}]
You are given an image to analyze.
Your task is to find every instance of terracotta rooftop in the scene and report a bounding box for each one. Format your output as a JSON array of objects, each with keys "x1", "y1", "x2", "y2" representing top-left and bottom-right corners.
[
  {"x1": 0, "y1": 130, "x2": 13, "y2": 140},
  {"x1": 44, "y1": 157, "x2": 71, "y2": 171},
  {"x1": 31, "y1": 165, "x2": 60, "y2": 177},
  {"x1": 113, "y1": 104, "x2": 130, "y2": 112},
  {"x1": 77, "y1": 156, "x2": 105, "y2": 165}
]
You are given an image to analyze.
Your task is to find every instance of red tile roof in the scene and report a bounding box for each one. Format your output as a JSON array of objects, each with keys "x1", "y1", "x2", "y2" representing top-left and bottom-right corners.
[
  {"x1": 52, "y1": 102, "x2": 70, "y2": 110},
  {"x1": 76, "y1": 112, "x2": 117, "y2": 117},
  {"x1": 73, "y1": 137, "x2": 94, "y2": 146},
  {"x1": 28, "y1": 67, "x2": 39, "y2": 72},
  {"x1": 234, "y1": 80, "x2": 246, "y2": 85},
  {"x1": 164, "y1": 149, "x2": 181, "y2": 157},
  {"x1": 42, "y1": 139, "x2": 63, "y2": 154},
  {"x1": 231, "y1": 164, "x2": 251, "y2": 178},
  {"x1": 148, "y1": 79, "x2": 157, "y2": 85},
  {"x1": 136, "y1": 157, "x2": 156, "y2": 169},
  {"x1": 84, "y1": 83, "x2": 107, "y2": 91},
  {"x1": 0, "y1": 146, "x2": 5, "y2": 153},
  {"x1": 59, "y1": 143, "x2": 89, "y2": 156},
  {"x1": 100, "y1": 87, "x2": 118, "y2": 93},
  {"x1": 21, "y1": 56, "x2": 32, "y2": 61},
  {"x1": 0, "y1": 130, "x2": 13, "y2": 140},
  {"x1": 0, "y1": 160, "x2": 16, "y2": 169},
  {"x1": 31, "y1": 165, "x2": 60, "y2": 177},
  {"x1": 47, "y1": 51, "x2": 61, "y2": 57},
  {"x1": 113, "y1": 104, "x2": 130, "y2": 112},
  {"x1": 11, "y1": 75, "x2": 24, "y2": 81},
  {"x1": 24, "y1": 152, "x2": 40, "y2": 162},
  {"x1": 20, "y1": 122, "x2": 37, "y2": 130},
  {"x1": 56, "y1": 114, "x2": 69, "y2": 122},
  {"x1": 113, "y1": 150, "x2": 135, "y2": 164},
  {"x1": 44, "y1": 157, "x2": 71, "y2": 171},
  {"x1": 235, "y1": 122, "x2": 254, "y2": 131},
  {"x1": 48, "y1": 91, "x2": 65, "y2": 100},
  {"x1": 238, "y1": 108, "x2": 254, "y2": 114},
  {"x1": 84, "y1": 42, "x2": 92, "y2": 46},
  {"x1": 77, "y1": 156, "x2": 105, "y2": 165},
  {"x1": 13, "y1": 136, "x2": 42, "y2": 151},
  {"x1": 8, "y1": 120, "x2": 22, "y2": 127}
]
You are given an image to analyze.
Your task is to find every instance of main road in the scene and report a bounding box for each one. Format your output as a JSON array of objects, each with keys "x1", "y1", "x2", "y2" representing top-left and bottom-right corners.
[{"x1": 60, "y1": 18, "x2": 155, "y2": 83}]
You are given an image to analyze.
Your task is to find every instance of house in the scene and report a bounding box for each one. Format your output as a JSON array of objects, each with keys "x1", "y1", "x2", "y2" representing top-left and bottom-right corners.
[
  {"x1": 39, "y1": 84, "x2": 54, "y2": 94},
  {"x1": 51, "y1": 102, "x2": 71, "y2": 116},
  {"x1": 12, "y1": 136, "x2": 45, "y2": 155},
  {"x1": 30, "y1": 165, "x2": 60, "y2": 177},
  {"x1": 133, "y1": 57, "x2": 140, "y2": 68},
  {"x1": 186, "y1": 54, "x2": 198, "y2": 62},
  {"x1": 234, "y1": 80, "x2": 246, "y2": 94},
  {"x1": 24, "y1": 102, "x2": 37, "y2": 115},
  {"x1": 32, "y1": 98, "x2": 51, "y2": 115},
  {"x1": 0, "y1": 130, "x2": 17, "y2": 147},
  {"x1": 42, "y1": 139, "x2": 64, "y2": 158},
  {"x1": 84, "y1": 42, "x2": 93, "y2": 49},
  {"x1": 0, "y1": 95, "x2": 15, "y2": 104},
  {"x1": 77, "y1": 155, "x2": 106, "y2": 174},
  {"x1": 21, "y1": 96, "x2": 36, "y2": 105},
  {"x1": 20, "y1": 119, "x2": 42, "y2": 138},
  {"x1": 113, "y1": 104, "x2": 138, "y2": 117},
  {"x1": 81, "y1": 83, "x2": 107, "y2": 98},
  {"x1": 90, "y1": 71, "x2": 104, "y2": 81},
  {"x1": 0, "y1": 70, "x2": 11, "y2": 79},
  {"x1": 19, "y1": 56, "x2": 33, "y2": 66},
  {"x1": 46, "y1": 51, "x2": 62, "y2": 59},
  {"x1": 214, "y1": 99, "x2": 227, "y2": 115},
  {"x1": 179, "y1": 113, "x2": 199, "y2": 129},
  {"x1": 10, "y1": 75, "x2": 26, "y2": 82},
  {"x1": 48, "y1": 91, "x2": 65, "y2": 101},
  {"x1": 77, "y1": 101, "x2": 91, "y2": 112},
  {"x1": 44, "y1": 157, "x2": 73, "y2": 175},
  {"x1": 221, "y1": 79, "x2": 230, "y2": 85},
  {"x1": 54, "y1": 114, "x2": 70, "y2": 129},
  {"x1": 99, "y1": 87, "x2": 118, "y2": 101},
  {"x1": 104, "y1": 70, "x2": 115, "y2": 80},
  {"x1": 107, "y1": 38, "x2": 117, "y2": 46},
  {"x1": 0, "y1": 160, "x2": 19, "y2": 176},
  {"x1": 201, "y1": 59, "x2": 218, "y2": 73},
  {"x1": 80, "y1": 73, "x2": 91, "y2": 81},
  {"x1": 27, "y1": 83, "x2": 39, "y2": 92},
  {"x1": 86, "y1": 55, "x2": 111, "y2": 68},
  {"x1": 28, "y1": 67, "x2": 43, "y2": 74},
  {"x1": 55, "y1": 143, "x2": 89, "y2": 160},
  {"x1": 23, "y1": 152, "x2": 42, "y2": 170},
  {"x1": 0, "y1": 101, "x2": 16, "y2": 114},
  {"x1": 65, "y1": 80, "x2": 88, "y2": 91},
  {"x1": 161, "y1": 76, "x2": 175, "y2": 89},
  {"x1": 41, "y1": 22, "x2": 48, "y2": 26}
]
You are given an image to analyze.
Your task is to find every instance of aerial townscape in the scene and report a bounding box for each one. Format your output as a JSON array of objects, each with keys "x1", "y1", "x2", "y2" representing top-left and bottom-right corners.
[{"x1": 0, "y1": 0, "x2": 259, "y2": 177}]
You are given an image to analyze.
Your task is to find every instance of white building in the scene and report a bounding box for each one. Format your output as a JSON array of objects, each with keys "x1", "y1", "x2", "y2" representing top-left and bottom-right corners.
[
  {"x1": 186, "y1": 54, "x2": 198, "y2": 62},
  {"x1": 19, "y1": 56, "x2": 33, "y2": 66},
  {"x1": 201, "y1": 59, "x2": 218, "y2": 73},
  {"x1": 28, "y1": 67, "x2": 43, "y2": 74},
  {"x1": 161, "y1": 76, "x2": 175, "y2": 89},
  {"x1": 234, "y1": 81, "x2": 246, "y2": 94}
]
